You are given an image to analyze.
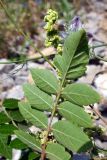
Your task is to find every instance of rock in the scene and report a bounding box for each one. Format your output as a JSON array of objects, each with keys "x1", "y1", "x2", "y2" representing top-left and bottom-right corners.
[
  {"x1": 2, "y1": 64, "x2": 15, "y2": 73},
  {"x1": 78, "y1": 65, "x2": 102, "y2": 84},
  {"x1": 0, "y1": 59, "x2": 8, "y2": 71},
  {"x1": 12, "y1": 150, "x2": 21, "y2": 160},
  {"x1": 0, "y1": 91, "x2": 7, "y2": 100},
  {"x1": 7, "y1": 85, "x2": 24, "y2": 100},
  {"x1": 94, "y1": 72, "x2": 107, "y2": 98},
  {"x1": 95, "y1": 138, "x2": 107, "y2": 150},
  {"x1": 15, "y1": 76, "x2": 28, "y2": 85},
  {"x1": 49, "y1": 117, "x2": 58, "y2": 125},
  {"x1": 0, "y1": 74, "x2": 15, "y2": 90}
]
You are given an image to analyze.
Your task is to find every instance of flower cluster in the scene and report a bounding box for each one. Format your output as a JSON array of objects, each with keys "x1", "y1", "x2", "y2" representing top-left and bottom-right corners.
[
  {"x1": 37, "y1": 130, "x2": 56, "y2": 145},
  {"x1": 44, "y1": 9, "x2": 63, "y2": 54}
]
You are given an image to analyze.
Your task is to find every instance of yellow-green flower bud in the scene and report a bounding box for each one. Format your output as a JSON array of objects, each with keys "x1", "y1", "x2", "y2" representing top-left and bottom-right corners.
[
  {"x1": 45, "y1": 39, "x2": 52, "y2": 47},
  {"x1": 44, "y1": 22, "x2": 53, "y2": 32},
  {"x1": 57, "y1": 44, "x2": 63, "y2": 53}
]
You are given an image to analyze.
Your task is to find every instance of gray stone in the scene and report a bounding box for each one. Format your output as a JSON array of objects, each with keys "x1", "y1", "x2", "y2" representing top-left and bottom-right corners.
[
  {"x1": 15, "y1": 76, "x2": 28, "y2": 85},
  {"x1": 0, "y1": 74, "x2": 14, "y2": 90},
  {"x1": 7, "y1": 85, "x2": 24, "y2": 100},
  {"x1": 0, "y1": 91, "x2": 7, "y2": 100},
  {"x1": 95, "y1": 138, "x2": 107, "y2": 150}
]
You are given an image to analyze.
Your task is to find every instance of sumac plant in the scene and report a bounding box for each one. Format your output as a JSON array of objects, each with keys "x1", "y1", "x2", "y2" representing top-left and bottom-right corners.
[{"x1": 0, "y1": 9, "x2": 101, "y2": 160}]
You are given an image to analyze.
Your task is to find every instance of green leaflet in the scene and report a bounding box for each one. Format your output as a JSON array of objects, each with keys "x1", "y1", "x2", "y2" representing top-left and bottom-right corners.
[
  {"x1": 0, "y1": 134, "x2": 12, "y2": 159},
  {"x1": 58, "y1": 101, "x2": 92, "y2": 127},
  {"x1": 30, "y1": 68, "x2": 60, "y2": 94},
  {"x1": 0, "y1": 124, "x2": 16, "y2": 135},
  {"x1": 53, "y1": 55, "x2": 64, "y2": 73},
  {"x1": 28, "y1": 152, "x2": 40, "y2": 160},
  {"x1": 66, "y1": 65, "x2": 86, "y2": 79},
  {"x1": 10, "y1": 138, "x2": 27, "y2": 149},
  {"x1": 7, "y1": 110, "x2": 24, "y2": 122},
  {"x1": 3, "y1": 98, "x2": 19, "y2": 109},
  {"x1": 15, "y1": 130, "x2": 41, "y2": 152},
  {"x1": 62, "y1": 83, "x2": 100, "y2": 106},
  {"x1": 52, "y1": 120, "x2": 92, "y2": 152},
  {"x1": 0, "y1": 112, "x2": 10, "y2": 124},
  {"x1": 54, "y1": 30, "x2": 89, "y2": 80},
  {"x1": 19, "y1": 102, "x2": 48, "y2": 129},
  {"x1": 23, "y1": 83, "x2": 53, "y2": 110},
  {"x1": 46, "y1": 143, "x2": 71, "y2": 160}
]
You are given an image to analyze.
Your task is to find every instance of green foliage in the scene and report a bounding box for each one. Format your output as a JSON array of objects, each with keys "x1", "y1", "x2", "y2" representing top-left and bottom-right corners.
[
  {"x1": 62, "y1": 83, "x2": 100, "y2": 106},
  {"x1": 54, "y1": 30, "x2": 89, "y2": 79},
  {"x1": 19, "y1": 102, "x2": 48, "y2": 129},
  {"x1": 0, "y1": 112, "x2": 10, "y2": 124},
  {"x1": 0, "y1": 134, "x2": 12, "y2": 159},
  {"x1": 7, "y1": 110, "x2": 24, "y2": 122},
  {"x1": 30, "y1": 68, "x2": 60, "y2": 94},
  {"x1": 23, "y1": 83, "x2": 53, "y2": 110},
  {"x1": 53, "y1": 120, "x2": 92, "y2": 152},
  {"x1": 0, "y1": 10, "x2": 101, "y2": 160},
  {"x1": 46, "y1": 143, "x2": 71, "y2": 160},
  {"x1": 58, "y1": 101, "x2": 92, "y2": 127},
  {"x1": 15, "y1": 130, "x2": 41, "y2": 152},
  {"x1": 3, "y1": 98, "x2": 19, "y2": 109},
  {"x1": 9, "y1": 138, "x2": 27, "y2": 150},
  {"x1": 28, "y1": 152, "x2": 40, "y2": 160},
  {"x1": 0, "y1": 124, "x2": 16, "y2": 135}
]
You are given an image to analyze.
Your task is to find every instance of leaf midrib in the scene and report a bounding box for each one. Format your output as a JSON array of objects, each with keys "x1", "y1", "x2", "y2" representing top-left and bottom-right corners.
[
  {"x1": 16, "y1": 133, "x2": 41, "y2": 151},
  {"x1": 46, "y1": 151, "x2": 62, "y2": 160},
  {"x1": 53, "y1": 128, "x2": 85, "y2": 143},
  {"x1": 26, "y1": 86, "x2": 52, "y2": 108},
  {"x1": 63, "y1": 91, "x2": 95, "y2": 99},
  {"x1": 20, "y1": 105, "x2": 47, "y2": 128},
  {"x1": 33, "y1": 71, "x2": 57, "y2": 92},
  {"x1": 58, "y1": 108, "x2": 91, "y2": 126},
  {"x1": 0, "y1": 136, "x2": 10, "y2": 158},
  {"x1": 62, "y1": 33, "x2": 83, "y2": 82}
]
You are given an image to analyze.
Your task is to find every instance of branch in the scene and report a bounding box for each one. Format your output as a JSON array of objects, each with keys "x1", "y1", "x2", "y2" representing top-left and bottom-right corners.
[
  {"x1": 90, "y1": 105, "x2": 107, "y2": 126},
  {"x1": 90, "y1": 44, "x2": 107, "y2": 62},
  {"x1": 91, "y1": 44, "x2": 107, "y2": 49},
  {"x1": 0, "y1": 49, "x2": 55, "y2": 64},
  {"x1": 94, "y1": 55, "x2": 107, "y2": 62}
]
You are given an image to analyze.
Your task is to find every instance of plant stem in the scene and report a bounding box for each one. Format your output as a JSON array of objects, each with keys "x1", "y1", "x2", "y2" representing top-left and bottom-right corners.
[
  {"x1": 41, "y1": 74, "x2": 66, "y2": 159},
  {"x1": 0, "y1": 52, "x2": 55, "y2": 64},
  {"x1": 41, "y1": 90, "x2": 62, "y2": 160},
  {"x1": 91, "y1": 44, "x2": 107, "y2": 49},
  {"x1": 0, "y1": 0, "x2": 54, "y2": 68},
  {"x1": 3, "y1": 107, "x2": 18, "y2": 128},
  {"x1": 90, "y1": 44, "x2": 107, "y2": 62},
  {"x1": 94, "y1": 55, "x2": 107, "y2": 62},
  {"x1": 90, "y1": 105, "x2": 107, "y2": 126}
]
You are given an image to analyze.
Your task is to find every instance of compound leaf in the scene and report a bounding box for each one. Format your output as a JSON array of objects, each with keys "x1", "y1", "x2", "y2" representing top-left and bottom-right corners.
[{"x1": 54, "y1": 30, "x2": 89, "y2": 80}]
